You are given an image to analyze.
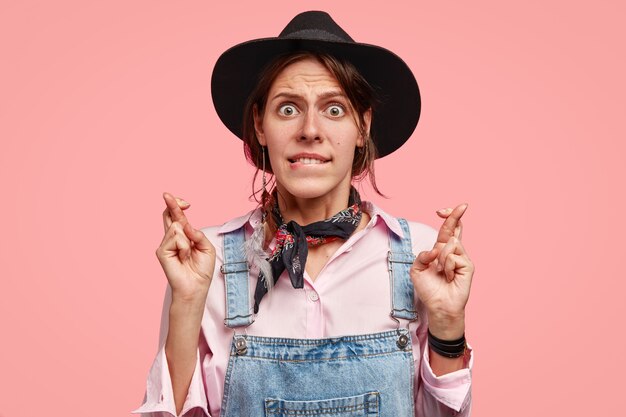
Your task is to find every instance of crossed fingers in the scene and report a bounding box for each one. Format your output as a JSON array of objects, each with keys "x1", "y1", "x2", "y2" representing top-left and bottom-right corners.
[
  {"x1": 412, "y1": 203, "x2": 469, "y2": 274},
  {"x1": 436, "y1": 236, "x2": 470, "y2": 281},
  {"x1": 435, "y1": 203, "x2": 467, "y2": 247},
  {"x1": 162, "y1": 192, "x2": 191, "y2": 233}
]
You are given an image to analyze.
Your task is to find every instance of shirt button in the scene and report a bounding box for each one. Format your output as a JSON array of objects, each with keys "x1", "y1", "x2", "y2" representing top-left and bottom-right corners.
[{"x1": 308, "y1": 291, "x2": 319, "y2": 302}]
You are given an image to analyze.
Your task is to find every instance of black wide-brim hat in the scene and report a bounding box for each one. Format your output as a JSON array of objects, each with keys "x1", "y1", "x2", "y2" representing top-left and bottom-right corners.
[{"x1": 211, "y1": 10, "x2": 420, "y2": 159}]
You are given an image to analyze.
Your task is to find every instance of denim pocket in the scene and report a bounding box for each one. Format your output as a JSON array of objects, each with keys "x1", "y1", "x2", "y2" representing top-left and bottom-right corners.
[{"x1": 264, "y1": 391, "x2": 380, "y2": 416}]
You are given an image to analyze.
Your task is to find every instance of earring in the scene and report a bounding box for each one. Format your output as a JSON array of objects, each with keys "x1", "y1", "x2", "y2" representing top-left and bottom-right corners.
[{"x1": 261, "y1": 146, "x2": 268, "y2": 196}]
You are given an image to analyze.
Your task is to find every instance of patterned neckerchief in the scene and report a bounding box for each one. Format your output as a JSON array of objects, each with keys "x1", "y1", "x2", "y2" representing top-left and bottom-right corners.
[{"x1": 253, "y1": 187, "x2": 362, "y2": 313}]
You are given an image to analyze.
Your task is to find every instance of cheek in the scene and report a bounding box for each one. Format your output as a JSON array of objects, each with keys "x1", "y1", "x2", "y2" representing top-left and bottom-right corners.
[
  {"x1": 334, "y1": 144, "x2": 358, "y2": 171},
  {"x1": 264, "y1": 122, "x2": 295, "y2": 147},
  {"x1": 332, "y1": 127, "x2": 360, "y2": 153},
  {"x1": 264, "y1": 142, "x2": 282, "y2": 169}
]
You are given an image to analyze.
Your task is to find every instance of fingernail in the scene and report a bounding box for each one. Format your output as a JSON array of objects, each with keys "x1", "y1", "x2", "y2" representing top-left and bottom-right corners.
[
  {"x1": 437, "y1": 263, "x2": 443, "y2": 272},
  {"x1": 179, "y1": 199, "x2": 190, "y2": 206},
  {"x1": 437, "y1": 208, "x2": 452, "y2": 214}
]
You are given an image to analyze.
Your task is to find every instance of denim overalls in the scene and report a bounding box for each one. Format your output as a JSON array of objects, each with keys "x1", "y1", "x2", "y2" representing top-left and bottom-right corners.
[{"x1": 219, "y1": 218, "x2": 418, "y2": 417}]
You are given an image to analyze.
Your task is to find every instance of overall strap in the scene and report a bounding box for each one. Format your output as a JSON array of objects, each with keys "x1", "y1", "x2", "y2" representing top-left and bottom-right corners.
[
  {"x1": 221, "y1": 226, "x2": 255, "y2": 328},
  {"x1": 388, "y1": 218, "x2": 418, "y2": 322}
]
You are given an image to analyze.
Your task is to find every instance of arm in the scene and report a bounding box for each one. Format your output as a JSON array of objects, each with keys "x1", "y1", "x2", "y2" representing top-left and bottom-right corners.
[
  {"x1": 429, "y1": 349, "x2": 465, "y2": 376},
  {"x1": 413, "y1": 204, "x2": 474, "y2": 375},
  {"x1": 418, "y1": 347, "x2": 473, "y2": 416},
  {"x1": 410, "y1": 206, "x2": 475, "y2": 415},
  {"x1": 133, "y1": 193, "x2": 216, "y2": 417},
  {"x1": 166, "y1": 295, "x2": 208, "y2": 415},
  {"x1": 132, "y1": 285, "x2": 211, "y2": 417},
  {"x1": 428, "y1": 313, "x2": 466, "y2": 376},
  {"x1": 414, "y1": 308, "x2": 473, "y2": 416},
  {"x1": 157, "y1": 193, "x2": 215, "y2": 415}
]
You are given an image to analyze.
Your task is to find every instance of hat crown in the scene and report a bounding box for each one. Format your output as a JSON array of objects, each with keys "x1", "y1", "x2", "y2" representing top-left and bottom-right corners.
[{"x1": 278, "y1": 11, "x2": 354, "y2": 43}]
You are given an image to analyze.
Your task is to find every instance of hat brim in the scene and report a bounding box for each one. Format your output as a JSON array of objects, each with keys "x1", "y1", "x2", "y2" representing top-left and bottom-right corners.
[{"x1": 211, "y1": 37, "x2": 420, "y2": 159}]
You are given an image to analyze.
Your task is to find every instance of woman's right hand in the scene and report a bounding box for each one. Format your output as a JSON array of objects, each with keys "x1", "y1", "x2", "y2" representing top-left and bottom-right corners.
[{"x1": 156, "y1": 192, "x2": 216, "y2": 304}]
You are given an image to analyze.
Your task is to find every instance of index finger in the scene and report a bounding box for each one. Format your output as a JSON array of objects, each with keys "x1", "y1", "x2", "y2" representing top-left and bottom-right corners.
[
  {"x1": 436, "y1": 203, "x2": 468, "y2": 246},
  {"x1": 163, "y1": 192, "x2": 189, "y2": 226}
]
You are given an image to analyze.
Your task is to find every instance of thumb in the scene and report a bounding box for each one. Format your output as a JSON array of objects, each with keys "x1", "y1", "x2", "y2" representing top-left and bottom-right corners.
[
  {"x1": 183, "y1": 223, "x2": 214, "y2": 253},
  {"x1": 412, "y1": 248, "x2": 439, "y2": 272}
]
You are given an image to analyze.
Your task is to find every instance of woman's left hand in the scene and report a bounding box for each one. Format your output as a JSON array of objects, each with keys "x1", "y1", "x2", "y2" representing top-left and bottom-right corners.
[{"x1": 410, "y1": 203, "x2": 475, "y2": 340}]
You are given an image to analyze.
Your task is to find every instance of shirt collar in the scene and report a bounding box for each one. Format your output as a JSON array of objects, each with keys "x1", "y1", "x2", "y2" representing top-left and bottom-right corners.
[
  {"x1": 217, "y1": 208, "x2": 262, "y2": 234},
  {"x1": 217, "y1": 201, "x2": 405, "y2": 238},
  {"x1": 360, "y1": 201, "x2": 405, "y2": 238}
]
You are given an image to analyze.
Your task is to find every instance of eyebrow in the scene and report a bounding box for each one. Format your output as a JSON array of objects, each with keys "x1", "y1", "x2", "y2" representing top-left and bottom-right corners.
[{"x1": 269, "y1": 90, "x2": 348, "y2": 103}]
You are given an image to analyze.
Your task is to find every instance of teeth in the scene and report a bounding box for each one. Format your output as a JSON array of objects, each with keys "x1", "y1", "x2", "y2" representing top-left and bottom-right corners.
[{"x1": 295, "y1": 157, "x2": 325, "y2": 164}]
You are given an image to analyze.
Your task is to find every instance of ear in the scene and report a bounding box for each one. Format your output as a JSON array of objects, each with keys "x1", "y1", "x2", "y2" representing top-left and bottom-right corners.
[
  {"x1": 357, "y1": 108, "x2": 373, "y2": 148},
  {"x1": 253, "y1": 104, "x2": 266, "y2": 146}
]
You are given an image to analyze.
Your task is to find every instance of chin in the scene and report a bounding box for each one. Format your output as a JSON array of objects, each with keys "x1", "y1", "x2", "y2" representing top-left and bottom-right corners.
[{"x1": 277, "y1": 177, "x2": 349, "y2": 201}]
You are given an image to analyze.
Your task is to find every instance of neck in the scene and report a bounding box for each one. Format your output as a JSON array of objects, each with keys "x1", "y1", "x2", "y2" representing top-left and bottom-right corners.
[{"x1": 274, "y1": 182, "x2": 354, "y2": 226}]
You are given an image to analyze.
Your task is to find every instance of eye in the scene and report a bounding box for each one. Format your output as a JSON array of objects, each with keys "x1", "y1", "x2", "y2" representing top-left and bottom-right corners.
[
  {"x1": 326, "y1": 104, "x2": 345, "y2": 117},
  {"x1": 278, "y1": 104, "x2": 299, "y2": 116}
]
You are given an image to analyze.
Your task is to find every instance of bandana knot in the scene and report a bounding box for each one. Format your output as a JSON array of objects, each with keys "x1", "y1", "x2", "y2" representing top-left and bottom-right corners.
[{"x1": 253, "y1": 187, "x2": 362, "y2": 313}]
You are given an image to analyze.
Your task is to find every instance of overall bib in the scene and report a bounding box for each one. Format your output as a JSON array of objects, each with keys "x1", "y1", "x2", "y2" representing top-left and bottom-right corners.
[{"x1": 219, "y1": 218, "x2": 418, "y2": 417}]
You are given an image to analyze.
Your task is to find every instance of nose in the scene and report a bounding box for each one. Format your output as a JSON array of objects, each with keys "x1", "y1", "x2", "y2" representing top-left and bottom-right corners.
[{"x1": 299, "y1": 110, "x2": 322, "y2": 142}]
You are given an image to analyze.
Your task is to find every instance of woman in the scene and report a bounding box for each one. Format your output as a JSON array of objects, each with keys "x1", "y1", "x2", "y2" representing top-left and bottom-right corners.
[{"x1": 134, "y1": 11, "x2": 474, "y2": 417}]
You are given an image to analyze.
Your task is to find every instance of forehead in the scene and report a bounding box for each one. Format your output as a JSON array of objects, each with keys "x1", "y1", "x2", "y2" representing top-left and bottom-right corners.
[{"x1": 269, "y1": 58, "x2": 342, "y2": 93}]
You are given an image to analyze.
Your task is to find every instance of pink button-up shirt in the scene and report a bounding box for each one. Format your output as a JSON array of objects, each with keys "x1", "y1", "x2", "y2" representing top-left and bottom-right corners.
[{"x1": 133, "y1": 201, "x2": 473, "y2": 417}]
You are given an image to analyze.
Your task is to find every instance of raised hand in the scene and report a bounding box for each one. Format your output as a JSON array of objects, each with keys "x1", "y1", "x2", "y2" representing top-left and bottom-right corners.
[
  {"x1": 156, "y1": 192, "x2": 216, "y2": 303},
  {"x1": 410, "y1": 203, "x2": 474, "y2": 340}
]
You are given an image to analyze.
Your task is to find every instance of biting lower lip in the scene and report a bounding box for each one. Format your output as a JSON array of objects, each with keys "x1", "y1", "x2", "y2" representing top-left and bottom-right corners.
[{"x1": 288, "y1": 158, "x2": 329, "y2": 165}]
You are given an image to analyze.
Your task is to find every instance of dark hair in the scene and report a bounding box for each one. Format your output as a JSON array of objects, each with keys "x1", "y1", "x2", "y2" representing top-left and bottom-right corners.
[{"x1": 242, "y1": 51, "x2": 384, "y2": 204}]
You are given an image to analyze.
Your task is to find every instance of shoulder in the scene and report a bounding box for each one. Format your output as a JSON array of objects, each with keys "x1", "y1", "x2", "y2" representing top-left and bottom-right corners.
[
  {"x1": 363, "y1": 201, "x2": 437, "y2": 254},
  {"x1": 198, "y1": 207, "x2": 261, "y2": 250},
  {"x1": 404, "y1": 219, "x2": 438, "y2": 255}
]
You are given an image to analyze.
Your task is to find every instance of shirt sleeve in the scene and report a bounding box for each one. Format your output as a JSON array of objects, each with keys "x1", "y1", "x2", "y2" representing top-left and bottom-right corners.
[
  {"x1": 417, "y1": 342, "x2": 473, "y2": 416},
  {"x1": 132, "y1": 284, "x2": 211, "y2": 417}
]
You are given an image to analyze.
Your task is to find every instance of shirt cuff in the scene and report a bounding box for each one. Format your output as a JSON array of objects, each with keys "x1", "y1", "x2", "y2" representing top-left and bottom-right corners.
[
  {"x1": 132, "y1": 345, "x2": 210, "y2": 417},
  {"x1": 420, "y1": 342, "x2": 473, "y2": 412}
]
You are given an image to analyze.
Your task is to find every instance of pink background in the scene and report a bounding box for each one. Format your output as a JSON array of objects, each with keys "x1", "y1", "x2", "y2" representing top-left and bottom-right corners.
[{"x1": 1, "y1": 1, "x2": 624, "y2": 416}]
